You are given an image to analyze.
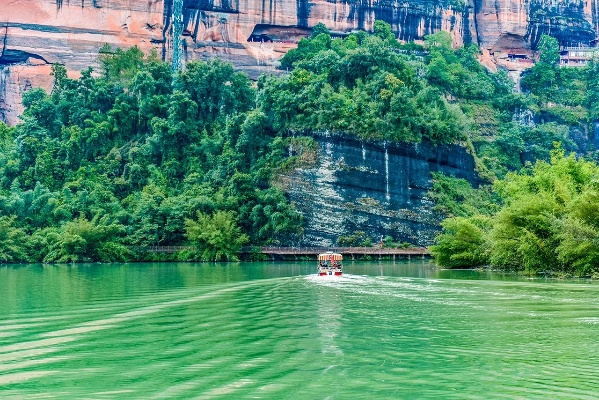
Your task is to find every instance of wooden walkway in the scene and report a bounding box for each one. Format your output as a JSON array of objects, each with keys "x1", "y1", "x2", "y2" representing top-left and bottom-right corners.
[
  {"x1": 130, "y1": 246, "x2": 193, "y2": 254},
  {"x1": 131, "y1": 246, "x2": 430, "y2": 257},
  {"x1": 254, "y1": 247, "x2": 429, "y2": 259},
  {"x1": 252, "y1": 246, "x2": 429, "y2": 256}
]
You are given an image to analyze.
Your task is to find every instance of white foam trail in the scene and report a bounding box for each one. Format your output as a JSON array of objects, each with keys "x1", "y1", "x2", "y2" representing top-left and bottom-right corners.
[
  {"x1": 196, "y1": 378, "x2": 254, "y2": 398},
  {"x1": 0, "y1": 337, "x2": 77, "y2": 354},
  {"x1": 0, "y1": 356, "x2": 71, "y2": 373},
  {"x1": 307, "y1": 274, "x2": 487, "y2": 308},
  {"x1": 577, "y1": 317, "x2": 599, "y2": 324},
  {"x1": 0, "y1": 347, "x2": 65, "y2": 363}
]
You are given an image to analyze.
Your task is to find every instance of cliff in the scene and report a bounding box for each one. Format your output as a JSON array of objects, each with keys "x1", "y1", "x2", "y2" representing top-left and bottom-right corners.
[
  {"x1": 3, "y1": 0, "x2": 599, "y2": 124},
  {"x1": 283, "y1": 133, "x2": 480, "y2": 246},
  {"x1": 1, "y1": 0, "x2": 163, "y2": 124}
]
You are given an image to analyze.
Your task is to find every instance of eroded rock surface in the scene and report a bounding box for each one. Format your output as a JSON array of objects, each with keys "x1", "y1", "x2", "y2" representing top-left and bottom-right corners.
[
  {"x1": 2, "y1": 1, "x2": 598, "y2": 107},
  {"x1": 0, "y1": 65, "x2": 55, "y2": 125},
  {"x1": 284, "y1": 133, "x2": 480, "y2": 246}
]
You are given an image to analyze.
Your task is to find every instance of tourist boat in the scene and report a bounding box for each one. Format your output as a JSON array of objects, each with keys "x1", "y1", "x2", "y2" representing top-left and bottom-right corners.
[{"x1": 318, "y1": 251, "x2": 342, "y2": 276}]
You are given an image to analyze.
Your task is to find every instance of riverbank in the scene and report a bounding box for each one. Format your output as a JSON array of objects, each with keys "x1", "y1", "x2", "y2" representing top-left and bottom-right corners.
[{"x1": 126, "y1": 246, "x2": 430, "y2": 262}]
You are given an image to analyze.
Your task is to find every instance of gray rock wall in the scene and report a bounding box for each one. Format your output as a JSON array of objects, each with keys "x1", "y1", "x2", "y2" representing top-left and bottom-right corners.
[{"x1": 285, "y1": 133, "x2": 480, "y2": 247}]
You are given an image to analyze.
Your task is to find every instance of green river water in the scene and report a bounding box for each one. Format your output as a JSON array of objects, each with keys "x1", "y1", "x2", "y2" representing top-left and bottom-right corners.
[{"x1": 1, "y1": 261, "x2": 598, "y2": 399}]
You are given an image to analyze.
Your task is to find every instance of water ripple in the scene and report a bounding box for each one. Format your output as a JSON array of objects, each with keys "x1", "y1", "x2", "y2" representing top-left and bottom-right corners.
[{"x1": 1, "y1": 264, "x2": 599, "y2": 398}]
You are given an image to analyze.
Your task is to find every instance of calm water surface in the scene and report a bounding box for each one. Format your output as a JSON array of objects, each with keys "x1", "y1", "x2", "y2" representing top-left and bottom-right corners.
[{"x1": 1, "y1": 261, "x2": 599, "y2": 399}]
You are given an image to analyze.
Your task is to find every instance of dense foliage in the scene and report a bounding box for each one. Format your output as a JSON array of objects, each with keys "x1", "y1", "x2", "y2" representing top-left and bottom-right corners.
[
  {"x1": 431, "y1": 150, "x2": 599, "y2": 276},
  {"x1": 2, "y1": 23, "x2": 599, "y2": 265},
  {"x1": 268, "y1": 29, "x2": 472, "y2": 144},
  {"x1": 0, "y1": 50, "x2": 306, "y2": 262},
  {"x1": 274, "y1": 30, "x2": 599, "y2": 180},
  {"x1": 428, "y1": 34, "x2": 599, "y2": 275}
]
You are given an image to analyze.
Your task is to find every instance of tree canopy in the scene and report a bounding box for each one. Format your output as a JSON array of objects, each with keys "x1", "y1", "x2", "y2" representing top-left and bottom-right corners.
[
  {"x1": 431, "y1": 150, "x2": 599, "y2": 276},
  {"x1": 0, "y1": 48, "x2": 304, "y2": 262},
  {"x1": 2, "y1": 23, "x2": 599, "y2": 266}
]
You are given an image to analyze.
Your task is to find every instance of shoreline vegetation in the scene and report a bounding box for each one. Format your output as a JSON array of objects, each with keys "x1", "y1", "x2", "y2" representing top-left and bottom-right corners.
[
  {"x1": 1, "y1": 22, "x2": 599, "y2": 274},
  {"x1": 431, "y1": 149, "x2": 599, "y2": 278}
]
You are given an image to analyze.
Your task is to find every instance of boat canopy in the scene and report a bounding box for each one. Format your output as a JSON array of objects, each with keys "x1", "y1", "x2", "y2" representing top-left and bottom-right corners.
[{"x1": 318, "y1": 252, "x2": 342, "y2": 261}]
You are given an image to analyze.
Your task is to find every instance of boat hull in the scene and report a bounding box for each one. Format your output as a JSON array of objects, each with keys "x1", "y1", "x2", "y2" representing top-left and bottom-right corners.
[{"x1": 318, "y1": 268, "x2": 342, "y2": 277}]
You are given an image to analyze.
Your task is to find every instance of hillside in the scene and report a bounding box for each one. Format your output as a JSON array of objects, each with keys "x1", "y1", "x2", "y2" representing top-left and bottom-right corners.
[{"x1": 0, "y1": 25, "x2": 597, "y2": 263}]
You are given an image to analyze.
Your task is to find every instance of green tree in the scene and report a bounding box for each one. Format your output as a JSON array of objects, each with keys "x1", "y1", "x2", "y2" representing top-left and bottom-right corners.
[
  {"x1": 337, "y1": 231, "x2": 372, "y2": 246},
  {"x1": 311, "y1": 22, "x2": 330, "y2": 39},
  {"x1": 176, "y1": 59, "x2": 254, "y2": 128},
  {"x1": 99, "y1": 45, "x2": 146, "y2": 84},
  {"x1": 586, "y1": 60, "x2": 599, "y2": 119},
  {"x1": 537, "y1": 35, "x2": 560, "y2": 66},
  {"x1": 373, "y1": 20, "x2": 396, "y2": 44},
  {"x1": 555, "y1": 217, "x2": 599, "y2": 276},
  {"x1": 424, "y1": 31, "x2": 453, "y2": 50},
  {"x1": 0, "y1": 216, "x2": 28, "y2": 262},
  {"x1": 521, "y1": 35, "x2": 559, "y2": 102},
  {"x1": 43, "y1": 214, "x2": 130, "y2": 263},
  {"x1": 432, "y1": 149, "x2": 599, "y2": 275},
  {"x1": 185, "y1": 211, "x2": 249, "y2": 261},
  {"x1": 430, "y1": 216, "x2": 489, "y2": 268}
]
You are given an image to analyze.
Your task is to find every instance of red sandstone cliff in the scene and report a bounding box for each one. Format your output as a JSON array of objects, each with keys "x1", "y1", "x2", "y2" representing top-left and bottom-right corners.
[{"x1": 2, "y1": 0, "x2": 598, "y2": 124}]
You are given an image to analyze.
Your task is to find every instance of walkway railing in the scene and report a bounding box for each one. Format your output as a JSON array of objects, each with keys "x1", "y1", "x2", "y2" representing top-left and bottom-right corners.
[
  {"x1": 130, "y1": 246, "x2": 429, "y2": 256},
  {"x1": 129, "y1": 246, "x2": 196, "y2": 254},
  {"x1": 247, "y1": 246, "x2": 429, "y2": 255}
]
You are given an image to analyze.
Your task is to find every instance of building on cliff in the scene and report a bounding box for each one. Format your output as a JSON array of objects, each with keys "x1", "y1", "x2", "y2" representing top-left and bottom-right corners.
[{"x1": 559, "y1": 46, "x2": 599, "y2": 67}]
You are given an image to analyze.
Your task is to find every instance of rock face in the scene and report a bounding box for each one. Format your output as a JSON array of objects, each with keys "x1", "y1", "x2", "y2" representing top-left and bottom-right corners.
[
  {"x1": 2, "y1": 1, "x2": 599, "y2": 104},
  {"x1": 165, "y1": 0, "x2": 475, "y2": 75},
  {"x1": 477, "y1": 0, "x2": 595, "y2": 50},
  {"x1": 284, "y1": 133, "x2": 480, "y2": 246},
  {"x1": 2, "y1": 1, "x2": 598, "y2": 110},
  {"x1": 0, "y1": 65, "x2": 55, "y2": 125},
  {"x1": 1, "y1": 0, "x2": 163, "y2": 124}
]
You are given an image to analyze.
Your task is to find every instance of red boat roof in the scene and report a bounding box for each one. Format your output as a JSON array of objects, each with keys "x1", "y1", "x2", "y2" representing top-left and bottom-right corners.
[{"x1": 318, "y1": 252, "x2": 342, "y2": 261}]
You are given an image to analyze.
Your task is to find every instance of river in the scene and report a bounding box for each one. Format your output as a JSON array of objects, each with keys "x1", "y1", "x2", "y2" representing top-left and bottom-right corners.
[{"x1": 1, "y1": 261, "x2": 598, "y2": 398}]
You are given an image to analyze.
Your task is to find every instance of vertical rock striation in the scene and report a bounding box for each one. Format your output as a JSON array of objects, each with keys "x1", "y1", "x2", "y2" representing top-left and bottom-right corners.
[
  {"x1": 3, "y1": 0, "x2": 599, "y2": 72},
  {"x1": 284, "y1": 133, "x2": 481, "y2": 246},
  {"x1": 2, "y1": 1, "x2": 599, "y2": 101},
  {"x1": 476, "y1": 0, "x2": 594, "y2": 52}
]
